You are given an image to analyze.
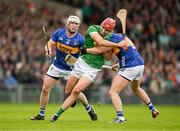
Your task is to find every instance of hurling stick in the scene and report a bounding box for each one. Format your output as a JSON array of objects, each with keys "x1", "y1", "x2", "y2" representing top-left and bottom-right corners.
[
  {"x1": 42, "y1": 26, "x2": 53, "y2": 63},
  {"x1": 102, "y1": 65, "x2": 112, "y2": 69},
  {"x1": 117, "y1": 9, "x2": 127, "y2": 35}
]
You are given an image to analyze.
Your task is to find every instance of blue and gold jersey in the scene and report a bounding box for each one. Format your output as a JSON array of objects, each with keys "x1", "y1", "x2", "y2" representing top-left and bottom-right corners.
[
  {"x1": 51, "y1": 28, "x2": 84, "y2": 70},
  {"x1": 109, "y1": 34, "x2": 144, "y2": 68}
]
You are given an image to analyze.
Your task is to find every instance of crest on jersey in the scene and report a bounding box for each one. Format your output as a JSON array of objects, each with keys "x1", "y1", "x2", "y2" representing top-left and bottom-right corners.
[
  {"x1": 66, "y1": 39, "x2": 71, "y2": 45},
  {"x1": 73, "y1": 42, "x2": 78, "y2": 46}
]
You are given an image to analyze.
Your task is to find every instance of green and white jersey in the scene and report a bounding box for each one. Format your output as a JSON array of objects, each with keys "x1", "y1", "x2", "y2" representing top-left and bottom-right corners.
[{"x1": 81, "y1": 25, "x2": 113, "y2": 69}]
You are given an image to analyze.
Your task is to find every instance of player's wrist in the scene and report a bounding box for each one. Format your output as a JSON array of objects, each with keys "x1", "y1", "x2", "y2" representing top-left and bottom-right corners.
[
  {"x1": 122, "y1": 34, "x2": 126, "y2": 39},
  {"x1": 80, "y1": 47, "x2": 87, "y2": 55}
]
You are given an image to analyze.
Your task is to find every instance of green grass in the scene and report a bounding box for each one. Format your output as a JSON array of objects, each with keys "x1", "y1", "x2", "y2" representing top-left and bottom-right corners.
[{"x1": 0, "y1": 103, "x2": 180, "y2": 131}]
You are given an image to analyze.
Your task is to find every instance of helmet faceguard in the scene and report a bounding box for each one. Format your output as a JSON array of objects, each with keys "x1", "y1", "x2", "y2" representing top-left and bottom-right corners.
[{"x1": 66, "y1": 15, "x2": 81, "y2": 26}]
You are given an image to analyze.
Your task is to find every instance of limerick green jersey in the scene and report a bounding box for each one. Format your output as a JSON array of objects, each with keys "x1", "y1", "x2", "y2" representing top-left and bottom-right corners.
[{"x1": 81, "y1": 25, "x2": 113, "y2": 69}]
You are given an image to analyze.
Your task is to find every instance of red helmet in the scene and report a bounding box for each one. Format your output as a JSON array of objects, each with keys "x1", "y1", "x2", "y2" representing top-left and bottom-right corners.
[{"x1": 100, "y1": 18, "x2": 116, "y2": 31}]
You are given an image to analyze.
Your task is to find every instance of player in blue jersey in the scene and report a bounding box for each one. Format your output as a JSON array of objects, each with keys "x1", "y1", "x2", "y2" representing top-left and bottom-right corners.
[
  {"x1": 31, "y1": 15, "x2": 97, "y2": 121},
  {"x1": 84, "y1": 33, "x2": 159, "y2": 123}
]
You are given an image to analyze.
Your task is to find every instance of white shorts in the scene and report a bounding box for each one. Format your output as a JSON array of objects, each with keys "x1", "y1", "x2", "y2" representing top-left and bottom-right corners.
[
  {"x1": 117, "y1": 65, "x2": 144, "y2": 81},
  {"x1": 46, "y1": 64, "x2": 71, "y2": 80},
  {"x1": 71, "y1": 57, "x2": 100, "y2": 82}
]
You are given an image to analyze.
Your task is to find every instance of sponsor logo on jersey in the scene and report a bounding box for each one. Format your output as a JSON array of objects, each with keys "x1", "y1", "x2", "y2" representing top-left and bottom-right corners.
[
  {"x1": 57, "y1": 42, "x2": 79, "y2": 54},
  {"x1": 66, "y1": 39, "x2": 71, "y2": 45}
]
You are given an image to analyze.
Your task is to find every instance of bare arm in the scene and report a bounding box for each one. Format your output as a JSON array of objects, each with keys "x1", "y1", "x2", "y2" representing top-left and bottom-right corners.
[
  {"x1": 85, "y1": 36, "x2": 130, "y2": 55},
  {"x1": 90, "y1": 33, "x2": 126, "y2": 47},
  {"x1": 86, "y1": 46, "x2": 113, "y2": 54},
  {"x1": 45, "y1": 39, "x2": 56, "y2": 56},
  {"x1": 90, "y1": 33, "x2": 116, "y2": 47}
]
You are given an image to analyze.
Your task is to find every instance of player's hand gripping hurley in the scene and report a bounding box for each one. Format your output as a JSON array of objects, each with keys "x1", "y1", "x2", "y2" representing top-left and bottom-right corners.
[{"x1": 65, "y1": 54, "x2": 77, "y2": 66}]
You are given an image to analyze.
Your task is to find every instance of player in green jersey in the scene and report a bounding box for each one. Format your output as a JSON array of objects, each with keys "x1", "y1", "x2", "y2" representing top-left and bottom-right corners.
[{"x1": 50, "y1": 18, "x2": 128, "y2": 122}]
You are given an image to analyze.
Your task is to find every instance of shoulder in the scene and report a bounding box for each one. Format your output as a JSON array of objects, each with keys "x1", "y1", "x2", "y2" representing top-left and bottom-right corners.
[
  {"x1": 87, "y1": 25, "x2": 100, "y2": 34},
  {"x1": 53, "y1": 28, "x2": 64, "y2": 35},
  {"x1": 76, "y1": 32, "x2": 84, "y2": 38},
  {"x1": 88, "y1": 25, "x2": 99, "y2": 29},
  {"x1": 57, "y1": 28, "x2": 65, "y2": 33},
  {"x1": 109, "y1": 33, "x2": 124, "y2": 43},
  {"x1": 76, "y1": 32, "x2": 85, "y2": 41},
  {"x1": 112, "y1": 33, "x2": 124, "y2": 39}
]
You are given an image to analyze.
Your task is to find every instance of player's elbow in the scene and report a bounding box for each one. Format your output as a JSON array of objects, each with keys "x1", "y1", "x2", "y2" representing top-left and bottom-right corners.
[
  {"x1": 97, "y1": 40, "x2": 105, "y2": 46},
  {"x1": 48, "y1": 39, "x2": 56, "y2": 46}
]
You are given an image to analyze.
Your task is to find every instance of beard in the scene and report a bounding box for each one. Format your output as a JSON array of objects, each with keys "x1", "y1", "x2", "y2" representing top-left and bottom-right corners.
[
  {"x1": 99, "y1": 32, "x2": 106, "y2": 37},
  {"x1": 67, "y1": 28, "x2": 76, "y2": 34}
]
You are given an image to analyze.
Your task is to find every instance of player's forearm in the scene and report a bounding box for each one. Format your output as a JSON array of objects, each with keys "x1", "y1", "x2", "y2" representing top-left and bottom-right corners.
[
  {"x1": 45, "y1": 39, "x2": 56, "y2": 55},
  {"x1": 91, "y1": 33, "x2": 119, "y2": 47},
  {"x1": 86, "y1": 47, "x2": 112, "y2": 54},
  {"x1": 86, "y1": 48, "x2": 102, "y2": 54},
  {"x1": 47, "y1": 39, "x2": 56, "y2": 48},
  {"x1": 98, "y1": 39, "x2": 118, "y2": 47}
]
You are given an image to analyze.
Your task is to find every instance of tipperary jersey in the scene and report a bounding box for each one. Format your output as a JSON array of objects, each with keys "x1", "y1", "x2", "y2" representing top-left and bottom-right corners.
[
  {"x1": 51, "y1": 28, "x2": 84, "y2": 71},
  {"x1": 110, "y1": 34, "x2": 144, "y2": 68}
]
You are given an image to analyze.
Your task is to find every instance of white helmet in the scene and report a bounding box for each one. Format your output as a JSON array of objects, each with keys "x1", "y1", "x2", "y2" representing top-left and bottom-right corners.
[{"x1": 66, "y1": 15, "x2": 81, "y2": 26}]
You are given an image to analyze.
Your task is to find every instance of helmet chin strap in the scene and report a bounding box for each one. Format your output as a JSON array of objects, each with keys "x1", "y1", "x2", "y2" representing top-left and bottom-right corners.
[
  {"x1": 99, "y1": 26, "x2": 110, "y2": 37},
  {"x1": 66, "y1": 28, "x2": 77, "y2": 37},
  {"x1": 67, "y1": 28, "x2": 76, "y2": 34}
]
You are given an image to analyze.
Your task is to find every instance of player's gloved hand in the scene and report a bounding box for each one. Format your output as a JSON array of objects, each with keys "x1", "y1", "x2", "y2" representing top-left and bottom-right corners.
[
  {"x1": 65, "y1": 54, "x2": 77, "y2": 66},
  {"x1": 45, "y1": 45, "x2": 54, "y2": 63},
  {"x1": 45, "y1": 45, "x2": 52, "y2": 57},
  {"x1": 80, "y1": 47, "x2": 87, "y2": 55}
]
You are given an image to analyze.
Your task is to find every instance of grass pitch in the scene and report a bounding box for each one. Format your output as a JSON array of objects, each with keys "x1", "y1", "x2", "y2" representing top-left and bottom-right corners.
[{"x1": 0, "y1": 103, "x2": 180, "y2": 131}]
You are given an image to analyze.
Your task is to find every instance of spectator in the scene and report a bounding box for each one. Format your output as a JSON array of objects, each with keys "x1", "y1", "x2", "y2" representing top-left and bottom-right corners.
[
  {"x1": 3, "y1": 69, "x2": 18, "y2": 90},
  {"x1": 0, "y1": 0, "x2": 179, "y2": 97}
]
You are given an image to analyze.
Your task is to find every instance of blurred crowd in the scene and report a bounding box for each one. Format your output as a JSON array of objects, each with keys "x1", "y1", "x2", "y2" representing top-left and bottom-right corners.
[
  {"x1": 0, "y1": 0, "x2": 64, "y2": 88},
  {"x1": 0, "y1": 0, "x2": 180, "y2": 96}
]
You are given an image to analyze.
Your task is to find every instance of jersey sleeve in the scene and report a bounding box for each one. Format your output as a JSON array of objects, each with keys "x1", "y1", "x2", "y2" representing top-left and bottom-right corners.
[
  {"x1": 108, "y1": 34, "x2": 123, "y2": 55},
  {"x1": 51, "y1": 29, "x2": 61, "y2": 42},
  {"x1": 109, "y1": 33, "x2": 124, "y2": 43},
  {"x1": 87, "y1": 25, "x2": 99, "y2": 35}
]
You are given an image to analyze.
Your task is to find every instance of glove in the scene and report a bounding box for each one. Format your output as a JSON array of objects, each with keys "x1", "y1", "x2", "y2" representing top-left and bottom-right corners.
[
  {"x1": 65, "y1": 54, "x2": 77, "y2": 66},
  {"x1": 80, "y1": 47, "x2": 87, "y2": 55}
]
